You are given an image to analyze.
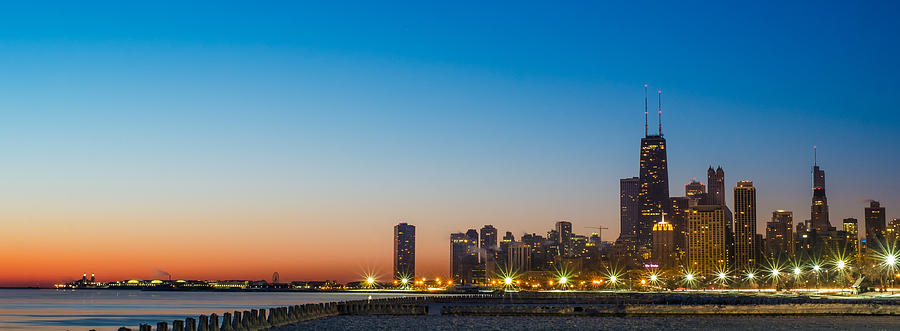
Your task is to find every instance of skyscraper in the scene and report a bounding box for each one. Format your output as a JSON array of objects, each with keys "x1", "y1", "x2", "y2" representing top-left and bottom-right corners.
[
  {"x1": 638, "y1": 131, "x2": 669, "y2": 251},
  {"x1": 619, "y1": 177, "x2": 640, "y2": 239},
  {"x1": 556, "y1": 220, "x2": 573, "y2": 257},
  {"x1": 393, "y1": 223, "x2": 415, "y2": 280},
  {"x1": 865, "y1": 201, "x2": 886, "y2": 247},
  {"x1": 707, "y1": 167, "x2": 725, "y2": 206},
  {"x1": 652, "y1": 216, "x2": 676, "y2": 269},
  {"x1": 450, "y1": 232, "x2": 478, "y2": 284},
  {"x1": 810, "y1": 161, "x2": 831, "y2": 231},
  {"x1": 685, "y1": 179, "x2": 706, "y2": 200},
  {"x1": 843, "y1": 218, "x2": 860, "y2": 260},
  {"x1": 887, "y1": 218, "x2": 900, "y2": 245},
  {"x1": 686, "y1": 205, "x2": 729, "y2": 276},
  {"x1": 733, "y1": 180, "x2": 757, "y2": 271},
  {"x1": 506, "y1": 242, "x2": 531, "y2": 273},
  {"x1": 480, "y1": 225, "x2": 498, "y2": 274},
  {"x1": 766, "y1": 211, "x2": 794, "y2": 260}
]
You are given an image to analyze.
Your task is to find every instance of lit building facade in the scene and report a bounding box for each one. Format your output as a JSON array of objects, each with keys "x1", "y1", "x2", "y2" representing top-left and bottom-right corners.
[
  {"x1": 450, "y1": 232, "x2": 478, "y2": 284},
  {"x1": 842, "y1": 218, "x2": 859, "y2": 260},
  {"x1": 886, "y1": 218, "x2": 900, "y2": 246},
  {"x1": 686, "y1": 205, "x2": 729, "y2": 276},
  {"x1": 393, "y1": 223, "x2": 415, "y2": 280},
  {"x1": 652, "y1": 217, "x2": 676, "y2": 269},
  {"x1": 733, "y1": 180, "x2": 757, "y2": 271},
  {"x1": 619, "y1": 177, "x2": 640, "y2": 240},
  {"x1": 556, "y1": 220, "x2": 573, "y2": 257},
  {"x1": 766, "y1": 211, "x2": 794, "y2": 260},
  {"x1": 864, "y1": 201, "x2": 886, "y2": 248},
  {"x1": 685, "y1": 179, "x2": 706, "y2": 201},
  {"x1": 480, "y1": 225, "x2": 498, "y2": 274},
  {"x1": 638, "y1": 134, "x2": 670, "y2": 253}
]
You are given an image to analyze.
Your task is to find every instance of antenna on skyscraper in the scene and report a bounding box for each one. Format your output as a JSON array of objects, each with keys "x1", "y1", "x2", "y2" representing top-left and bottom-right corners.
[
  {"x1": 644, "y1": 84, "x2": 648, "y2": 137},
  {"x1": 657, "y1": 89, "x2": 662, "y2": 136},
  {"x1": 814, "y1": 145, "x2": 817, "y2": 166}
]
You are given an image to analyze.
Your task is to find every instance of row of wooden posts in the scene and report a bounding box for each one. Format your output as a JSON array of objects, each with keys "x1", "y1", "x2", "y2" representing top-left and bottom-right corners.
[{"x1": 115, "y1": 295, "x2": 487, "y2": 331}]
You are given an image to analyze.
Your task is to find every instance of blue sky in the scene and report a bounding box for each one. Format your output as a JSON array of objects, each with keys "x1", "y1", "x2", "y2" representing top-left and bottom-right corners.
[{"x1": 0, "y1": 1, "x2": 898, "y2": 280}]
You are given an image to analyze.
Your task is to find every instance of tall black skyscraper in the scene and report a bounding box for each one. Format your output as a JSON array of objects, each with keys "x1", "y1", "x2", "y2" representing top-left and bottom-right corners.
[
  {"x1": 638, "y1": 87, "x2": 670, "y2": 250},
  {"x1": 811, "y1": 154, "x2": 831, "y2": 231},
  {"x1": 393, "y1": 223, "x2": 415, "y2": 280}
]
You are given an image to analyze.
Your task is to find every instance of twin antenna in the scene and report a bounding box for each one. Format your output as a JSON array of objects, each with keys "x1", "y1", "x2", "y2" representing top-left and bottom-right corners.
[{"x1": 643, "y1": 83, "x2": 663, "y2": 137}]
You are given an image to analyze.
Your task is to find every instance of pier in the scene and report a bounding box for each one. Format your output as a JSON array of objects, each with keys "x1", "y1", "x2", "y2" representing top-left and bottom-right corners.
[{"x1": 115, "y1": 292, "x2": 900, "y2": 331}]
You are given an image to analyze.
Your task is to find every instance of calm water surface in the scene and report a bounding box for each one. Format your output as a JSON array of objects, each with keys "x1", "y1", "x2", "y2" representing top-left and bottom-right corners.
[{"x1": 0, "y1": 289, "x2": 428, "y2": 331}]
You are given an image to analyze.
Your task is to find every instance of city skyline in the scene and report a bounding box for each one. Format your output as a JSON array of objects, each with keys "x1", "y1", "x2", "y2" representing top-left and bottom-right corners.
[{"x1": 2, "y1": 1, "x2": 900, "y2": 286}]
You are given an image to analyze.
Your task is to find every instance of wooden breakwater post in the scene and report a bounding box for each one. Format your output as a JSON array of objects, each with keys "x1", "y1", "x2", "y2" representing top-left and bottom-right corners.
[{"x1": 120, "y1": 295, "x2": 452, "y2": 331}]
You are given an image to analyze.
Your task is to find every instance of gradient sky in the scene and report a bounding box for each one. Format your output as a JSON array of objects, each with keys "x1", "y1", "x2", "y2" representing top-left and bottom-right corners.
[{"x1": 1, "y1": 1, "x2": 899, "y2": 286}]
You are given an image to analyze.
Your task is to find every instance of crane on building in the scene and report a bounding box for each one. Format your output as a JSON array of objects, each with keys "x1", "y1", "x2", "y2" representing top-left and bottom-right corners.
[{"x1": 584, "y1": 226, "x2": 609, "y2": 242}]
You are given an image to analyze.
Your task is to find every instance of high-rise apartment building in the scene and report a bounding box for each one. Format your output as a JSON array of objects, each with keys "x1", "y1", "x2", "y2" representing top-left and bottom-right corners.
[
  {"x1": 865, "y1": 201, "x2": 886, "y2": 247},
  {"x1": 686, "y1": 205, "x2": 729, "y2": 275},
  {"x1": 556, "y1": 220, "x2": 573, "y2": 257},
  {"x1": 766, "y1": 211, "x2": 793, "y2": 260},
  {"x1": 843, "y1": 218, "x2": 859, "y2": 259},
  {"x1": 733, "y1": 180, "x2": 757, "y2": 271},
  {"x1": 620, "y1": 177, "x2": 641, "y2": 239},
  {"x1": 886, "y1": 218, "x2": 900, "y2": 245},
  {"x1": 450, "y1": 232, "x2": 478, "y2": 284},
  {"x1": 393, "y1": 223, "x2": 415, "y2": 280},
  {"x1": 480, "y1": 225, "x2": 498, "y2": 275}
]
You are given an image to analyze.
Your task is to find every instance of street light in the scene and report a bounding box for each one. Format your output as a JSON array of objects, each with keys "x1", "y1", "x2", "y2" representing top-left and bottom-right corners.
[
  {"x1": 366, "y1": 277, "x2": 375, "y2": 285},
  {"x1": 504, "y1": 277, "x2": 513, "y2": 285},
  {"x1": 812, "y1": 265, "x2": 821, "y2": 272},
  {"x1": 793, "y1": 267, "x2": 802, "y2": 276},
  {"x1": 401, "y1": 278, "x2": 409, "y2": 285},
  {"x1": 559, "y1": 276, "x2": 568, "y2": 284}
]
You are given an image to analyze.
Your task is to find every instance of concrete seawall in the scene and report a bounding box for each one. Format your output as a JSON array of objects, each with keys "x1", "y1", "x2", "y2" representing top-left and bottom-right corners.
[{"x1": 116, "y1": 293, "x2": 900, "y2": 331}]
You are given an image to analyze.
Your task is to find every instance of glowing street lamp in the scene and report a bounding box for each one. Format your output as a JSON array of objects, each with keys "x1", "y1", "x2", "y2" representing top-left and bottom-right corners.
[
  {"x1": 717, "y1": 272, "x2": 727, "y2": 280},
  {"x1": 746, "y1": 272, "x2": 755, "y2": 280},
  {"x1": 401, "y1": 278, "x2": 409, "y2": 285},
  {"x1": 812, "y1": 265, "x2": 821, "y2": 272},
  {"x1": 649, "y1": 274, "x2": 658, "y2": 282},
  {"x1": 559, "y1": 276, "x2": 568, "y2": 285},
  {"x1": 609, "y1": 275, "x2": 617, "y2": 283},
  {"x1": 793, "y1": 267, "x2": 802, "y2": 276},
  {"x1": 836, "y1": 260, "x2": 846, "y2": 270},
  {"x1": 685, "y1": 273, "x2": 694, "y2": 281},
  {"x1": 504, "y1": 277, "x2": 513, "y2": 285},
  {"x1": 366, "y1": 277, "x2": 375, "y2": 285},
  {"x1": 885, "y1": 255, "x2": 897, "y2": 267}
]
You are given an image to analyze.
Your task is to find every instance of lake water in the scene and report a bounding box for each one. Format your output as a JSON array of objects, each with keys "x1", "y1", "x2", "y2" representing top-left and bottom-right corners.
[{"x1": 0, "y1": 289, "x2": 428, "y2": 331}]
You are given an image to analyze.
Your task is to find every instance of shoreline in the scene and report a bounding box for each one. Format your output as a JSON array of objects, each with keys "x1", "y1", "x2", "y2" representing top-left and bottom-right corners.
[{"x1": 118, "y1": 292, "x2": 900, "y2": 331}]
